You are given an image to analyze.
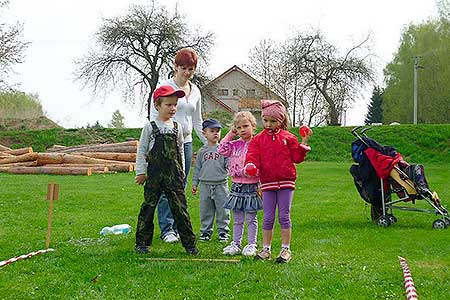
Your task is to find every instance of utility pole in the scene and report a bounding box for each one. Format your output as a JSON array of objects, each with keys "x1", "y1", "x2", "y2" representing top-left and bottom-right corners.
[{"x1": 413, "y1": 56, "x2": 424, "y2": 124}]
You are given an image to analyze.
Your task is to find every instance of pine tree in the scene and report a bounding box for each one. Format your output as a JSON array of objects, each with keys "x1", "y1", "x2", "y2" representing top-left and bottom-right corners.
[
  {"x1": 109, "y1": 110, "x2": 125, "y2": 128},
  {"x1": 365, "y1": 86, "x2": 383, "y2": 125}
]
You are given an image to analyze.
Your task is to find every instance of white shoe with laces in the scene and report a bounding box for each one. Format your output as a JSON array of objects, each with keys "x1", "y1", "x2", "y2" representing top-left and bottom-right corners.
[
  {"x1": 222, "y1": 241, "x2": 241, "y2": 255},
  {"x1": 241, "y1": 244, "x2": 258, "y2": 256},
  {"x1": 162, "y1": 232, "x2": 179, "y2": 243}
]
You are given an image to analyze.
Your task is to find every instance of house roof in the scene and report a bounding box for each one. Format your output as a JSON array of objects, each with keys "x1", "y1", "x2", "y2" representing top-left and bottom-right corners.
[{"x1": 202, "y1": 65, "x2": 286, "y2": 110}]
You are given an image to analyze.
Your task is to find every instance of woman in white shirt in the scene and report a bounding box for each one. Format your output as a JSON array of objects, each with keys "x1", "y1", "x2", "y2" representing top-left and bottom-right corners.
[{"x1": 149, "y1": 48, "x2": 206, "y2": 243}]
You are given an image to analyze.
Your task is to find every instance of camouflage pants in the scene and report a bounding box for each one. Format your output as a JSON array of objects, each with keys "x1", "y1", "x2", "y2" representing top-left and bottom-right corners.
[{"x1": 136, "y1": 177, "x2": 196, "y2": 249}]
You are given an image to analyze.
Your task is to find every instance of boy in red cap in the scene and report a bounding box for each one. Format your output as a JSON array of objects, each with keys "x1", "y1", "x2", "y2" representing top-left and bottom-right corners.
[{"x1": 134, "y1": 85, "x2": 198, "y2": 255}]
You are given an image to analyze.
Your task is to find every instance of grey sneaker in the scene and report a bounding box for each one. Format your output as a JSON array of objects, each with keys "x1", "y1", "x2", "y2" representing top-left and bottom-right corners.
[
  {"x1": 275, "y1": 248, "x2": 292, "y2": 263},
  {"x1": 199, "y1": 232, "x2": 211, "y2": 241},
  {"x1": 242, "y1": 244, "x2": 258, "y2": 256},
  {"x1": 222, "y1": 241, "x2": 241, "y2": 255},
  {"x1": 162, "y1": 232, "x2": 179, "y2": 243},
  {"x1": 254, "y1": 248, "x2": 271, "y2": 260},
  {"x1": 218, "y1": 232, "x2": 230, "y2": 242}
]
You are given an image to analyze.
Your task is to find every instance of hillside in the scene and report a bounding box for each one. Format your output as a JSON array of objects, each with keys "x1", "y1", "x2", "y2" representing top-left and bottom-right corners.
[
  {"x1": 0, "y1": 124, "x2": 449, "y2": 163},
  {"x1": 0, "y1": 116, "x2": 61, "y2": 131}
]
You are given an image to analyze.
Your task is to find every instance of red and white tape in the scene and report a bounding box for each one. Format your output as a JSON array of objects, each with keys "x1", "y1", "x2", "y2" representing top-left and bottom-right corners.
[
  {"x1": 398, "y1": 256, "x2": 418, "y2": 300},
  {"x1": 0, "y1": 248, "x2": 55, "y2": 268}
]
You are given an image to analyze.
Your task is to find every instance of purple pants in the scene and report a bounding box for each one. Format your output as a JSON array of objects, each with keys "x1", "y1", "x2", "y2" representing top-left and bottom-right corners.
[
  {"x1": 232, "y1": 210, "x2": 258, "y2": 245},
  {"x1": 262, "y1": 189, "x2": 294, "y2": 230}
]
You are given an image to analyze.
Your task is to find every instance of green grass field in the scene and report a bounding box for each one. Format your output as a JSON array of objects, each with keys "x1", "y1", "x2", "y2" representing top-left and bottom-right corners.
[{"x1": 1, "y1": 162, "x2": 449, "y2": 299}]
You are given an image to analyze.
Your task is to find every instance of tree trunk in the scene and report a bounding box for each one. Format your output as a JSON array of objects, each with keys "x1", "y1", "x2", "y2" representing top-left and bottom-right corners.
[
  {"x1": 70, "y1": 152, "x2": 136, "y2": 162},
  {"x1": 0, "y1": 153, "x2": 38, "y2": 164},
  {"x1": 45, "y1": 163, "x2": 134, "y2": 172},
  {"x1": 2, "y1": 147, "x2": 33, "y2": 156},
  {"x1": 0, "y1": 161, "x2": 38, "y2": 167},
  {"x1": 36, "y1": 153, "x2": 131, "y2": 165},
  {"x1": 3, "y1": 166, "x2": 93, "y2": 176},
  {"x1": 0, "y1": 144, "x2": 11, "y2": 151},
  {"x1": 0, "y1": 152, "x2": 14, "y2": 159},
  {"x1": 46, "y1": 140, "x2": 138, "y2": 153}
]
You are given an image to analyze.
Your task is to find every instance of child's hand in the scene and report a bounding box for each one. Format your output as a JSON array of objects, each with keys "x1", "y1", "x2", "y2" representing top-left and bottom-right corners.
[
  {"x1": 191, "y1": 186, "x2": 197, "y2": 195},
  {"x1": 135, "y1": 174, "x2": 147, "y2": 185},
  {"x1": 299, "y1": 125, "x2": 312, "y2": 145},
  {"x1": 230, "y1": 126, "x2": 238, "y2": 137},
  {"x1": 301, "y1": 135, "x2": 310, "y2": 145}
]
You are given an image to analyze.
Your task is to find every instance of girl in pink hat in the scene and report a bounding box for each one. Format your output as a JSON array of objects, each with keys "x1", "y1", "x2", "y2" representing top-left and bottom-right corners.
[{"x1": 245, "y1": 100, "x2": 311, "y2": 263}]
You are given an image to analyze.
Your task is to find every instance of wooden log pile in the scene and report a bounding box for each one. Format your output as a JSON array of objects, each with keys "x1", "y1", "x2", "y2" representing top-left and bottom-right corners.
[{"x1": 0, "y1": 141, "x2": 137, "y2": 176}]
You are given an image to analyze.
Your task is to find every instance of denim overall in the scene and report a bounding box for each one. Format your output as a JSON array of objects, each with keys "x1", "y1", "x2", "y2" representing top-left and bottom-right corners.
[{"x1": 135, "y1": 121, "x2": 196, "y2": 249}]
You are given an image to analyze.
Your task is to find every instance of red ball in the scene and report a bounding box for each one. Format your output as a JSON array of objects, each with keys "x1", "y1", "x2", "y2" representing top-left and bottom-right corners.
[
  {"x1": 245, "y1": 163, "x2": 257, "y2": 177},
  {"x1": 299, "y1": 125, "x2": 312, "y2": 137}
]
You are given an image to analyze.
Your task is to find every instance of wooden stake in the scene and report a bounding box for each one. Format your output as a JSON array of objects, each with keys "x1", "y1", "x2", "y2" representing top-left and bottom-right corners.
[
  {"x1": 138, "y1": 257, "x2": 240, "y2": 263},
  {"x1": 45, "y1": 183, "x2": 59, "y2": 248}
]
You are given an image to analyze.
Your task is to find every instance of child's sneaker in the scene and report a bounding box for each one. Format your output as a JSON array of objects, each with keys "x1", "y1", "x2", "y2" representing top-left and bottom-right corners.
[
  {"x1": 135, "y1": 245, "x2": 150, "y2": 254},
  {"x1": 275, "y1": 248, "x2": 292, "y2": 263},
  {"x1": 162, "y1": 232, "x2": 179, "y2": 243},
  {"x1": 254, "y1": 248, "x2": 271, "y2": 260},
  {"x1": 185, "y1": 247, "x2": 200, "y2": 255},
  {"x1": 218, "y1": 232, "x2": 229, "y2": 242},
  {"x1": 199, "y1": 232, "x2": 211, "y2": 241},
  {"x1": 241, "y1": 244, "x2": 258, "y2": 256},
  {"x1": 222, "y1": 241, "x2": 241, "y2": 255}
]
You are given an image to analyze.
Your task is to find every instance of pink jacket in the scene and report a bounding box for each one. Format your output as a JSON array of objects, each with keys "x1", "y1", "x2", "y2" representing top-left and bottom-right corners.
[{"x1": 218, "y1": 131, "x2": 259, "y2": 184}]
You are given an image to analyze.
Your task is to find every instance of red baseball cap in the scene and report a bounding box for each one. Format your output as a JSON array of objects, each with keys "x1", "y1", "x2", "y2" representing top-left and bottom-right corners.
[{"x1": 152, "y1": 85, "x2": 185, "y2": 102}]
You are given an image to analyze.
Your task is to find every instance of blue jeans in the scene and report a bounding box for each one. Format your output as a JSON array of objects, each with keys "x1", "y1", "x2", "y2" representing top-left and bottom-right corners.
[{"x1": 157, "y1": 142, "x2": 193, "y2": 238}]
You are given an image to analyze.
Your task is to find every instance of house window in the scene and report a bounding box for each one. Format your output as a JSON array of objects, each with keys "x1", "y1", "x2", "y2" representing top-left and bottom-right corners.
[
  {"x1": 246, "y1": 89, "x2": 256, "y2": 98},
  {"x1": 218, "y1": 89, "x2": 228, "y2": 96},
  {"x1": 232, "y1": 89, "x2": 239, "y2": 96}
]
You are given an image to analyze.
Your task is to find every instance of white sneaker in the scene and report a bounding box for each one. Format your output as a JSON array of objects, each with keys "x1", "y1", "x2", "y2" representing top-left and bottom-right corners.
[
  {"x1": 242, "y1": 244, "x2": 258, "y2": 256},
  {"x1": 222, "y1": 241, "x2": 241, "y2": 255},
  {"x1": 162, "y1": 232, "x2": 179, "y2": 243}
]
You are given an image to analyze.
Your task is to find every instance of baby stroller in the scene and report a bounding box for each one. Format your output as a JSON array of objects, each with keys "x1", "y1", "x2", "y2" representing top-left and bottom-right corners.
[{"x1": 349, "y1": 126, "x2": 449, "y2": 229}]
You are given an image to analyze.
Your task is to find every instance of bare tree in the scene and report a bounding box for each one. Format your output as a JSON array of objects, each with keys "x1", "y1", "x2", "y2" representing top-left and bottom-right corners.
[
  {"x1": 74, "y1": 1, "x2": 214, "y2": 117},
  {"x1": 0, "y1": 0, "x2": 29, "y2": 90},
  {"x1": 248, "y1": 29, "x2": 375, "y2": 126},
  {"x1": 300, "y1": 31, "x2": 375, "y2": 125}
]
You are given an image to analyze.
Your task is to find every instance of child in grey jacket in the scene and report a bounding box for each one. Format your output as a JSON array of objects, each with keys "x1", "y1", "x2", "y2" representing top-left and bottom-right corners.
[{"x1": 192, "y1": 119, "x2": 230, "y2": 242}]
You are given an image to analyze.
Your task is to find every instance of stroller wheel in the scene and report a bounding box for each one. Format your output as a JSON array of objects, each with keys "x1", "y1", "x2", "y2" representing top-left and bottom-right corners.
[
  {"x1": 387, "y1": 214, "x2": 397, "y2": 224},
  {"x1": 432, "y1": 219, "x2": 447, "y2": 230},
  {"x1": 444, "y1": 217, "x2": 450, "y2": 226},
  {"x1": 376, "y1": 216, "x2": 391, "y2": 227}
]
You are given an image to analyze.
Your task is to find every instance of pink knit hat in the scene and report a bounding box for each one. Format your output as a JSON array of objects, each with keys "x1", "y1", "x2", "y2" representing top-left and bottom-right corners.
[{"x1": 261, "y1": 100, "x2": 286, "y2": 123}]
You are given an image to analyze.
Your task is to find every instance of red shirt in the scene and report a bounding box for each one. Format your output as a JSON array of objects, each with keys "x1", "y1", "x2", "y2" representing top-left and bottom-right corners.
[{"x1": 245, "y1": 128, "x2": 310, "y2": 191}]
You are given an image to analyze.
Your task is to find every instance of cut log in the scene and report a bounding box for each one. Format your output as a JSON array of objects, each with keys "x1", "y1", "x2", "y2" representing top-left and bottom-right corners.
[
  {"x1": 46, "y1": 140, "x2": 138, "y2": 153},
  {"x1": 2, "y1": 147, "x2": 33, "y2": 156},
  {"x1": 43, "y1": 163, "x2": 133, "y2": 172},
  {"x1": 0, "y1": 152, "x2": 14, "y2": 159},
  {"x1": 0, "y1": 144, "x2": 11, "y2": 151},
  {"x1": 67, "y1": 145, "x2": 137, "y2": 153},
  {"x1": 0, "y1": 161, "x2": 38, "y2": 167},
  {"x1": 5, "y1": 166, "x2": 92, "y2": 176},
  {"x1": 70, "y1": 152, "x2": 136, "y2": 162},
  {"x1": 0, "y1": 153, "x2": 38, "y2": 165},
  {"x1": 36, "y1": 153, "x2": 131, "y2": 166}
]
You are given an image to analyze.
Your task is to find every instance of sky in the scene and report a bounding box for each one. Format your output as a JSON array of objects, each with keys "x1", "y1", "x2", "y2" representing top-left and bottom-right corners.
[{"x1": 5, "y1": 0, "x2": 437, "y2": 128}]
